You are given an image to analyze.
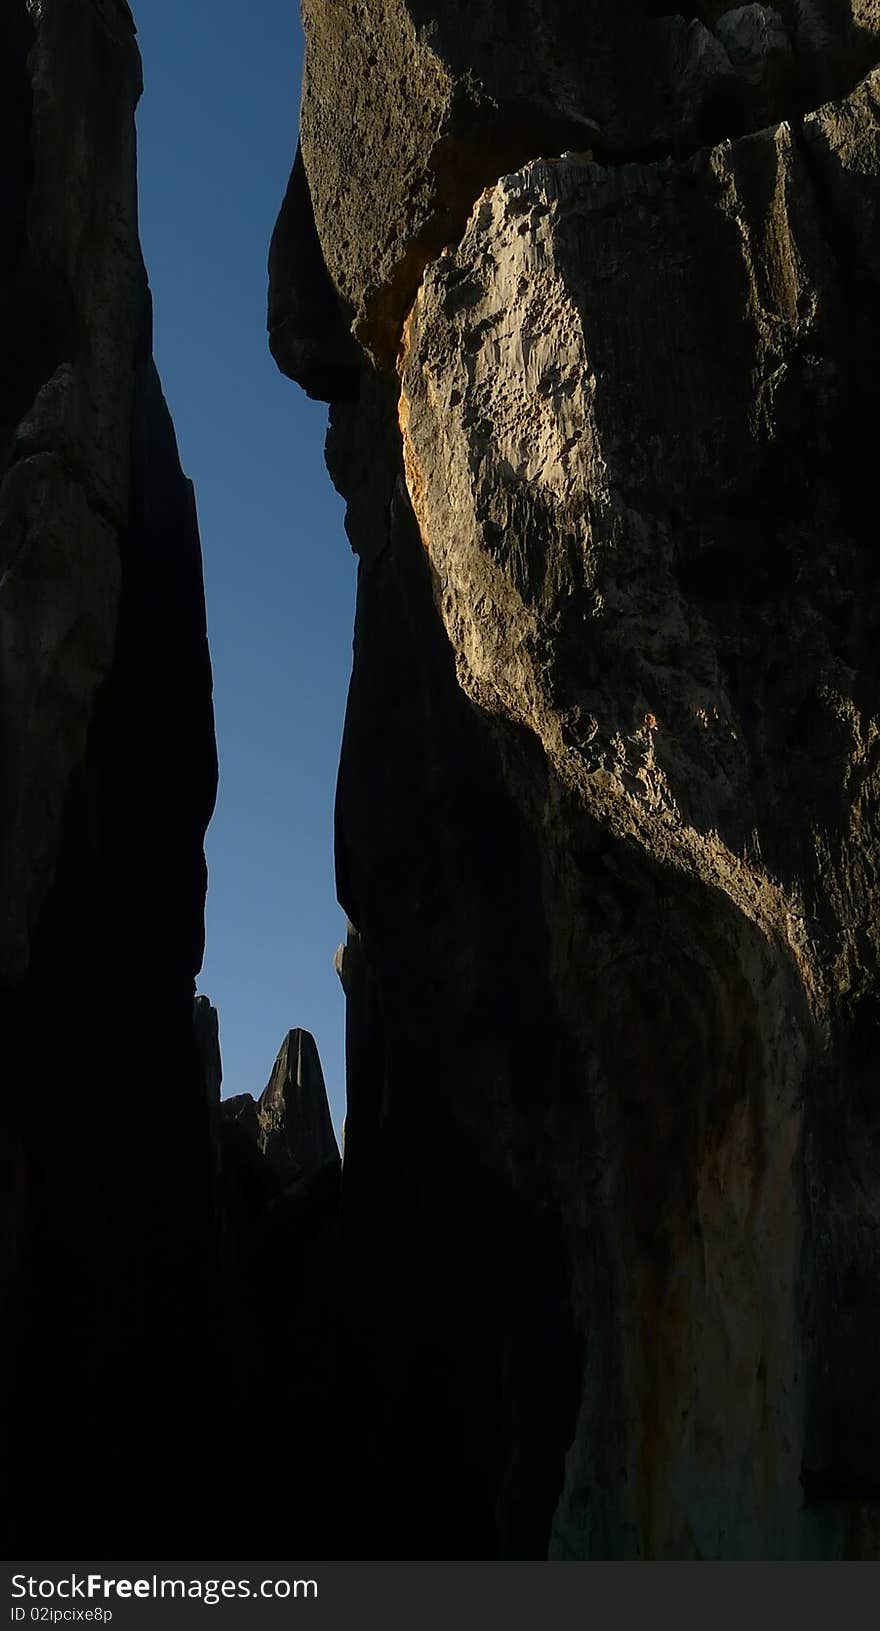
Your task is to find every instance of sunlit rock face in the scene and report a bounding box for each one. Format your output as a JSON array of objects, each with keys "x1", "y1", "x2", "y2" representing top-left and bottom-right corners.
[
  {"x1": 273, "y1": 0, "x2": 880, "y2": 1558},
  {"x1": 0, "y1": 0, "x2": 219, "y2": 1555}
]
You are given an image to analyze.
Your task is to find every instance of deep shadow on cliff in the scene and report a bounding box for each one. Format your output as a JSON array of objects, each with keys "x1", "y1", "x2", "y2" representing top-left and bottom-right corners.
[
  {"x1": 4, "y1": 0, "x2": 880, "y2": 1564},
  {"x1": 0, "y1": 0, "x2": 224, "y2": 1555}
]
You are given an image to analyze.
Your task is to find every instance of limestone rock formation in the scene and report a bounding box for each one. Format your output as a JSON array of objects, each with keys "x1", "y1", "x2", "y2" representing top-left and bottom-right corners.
[
  {"x1": 257, "y1": 1027, "x2": 341, "y2": 1178},
  {"x1": 0, "y1": 0, "x2": 219, "y2": 1556},
  {"x1": 214, "y1": 1026, "x2": 343, "y2": 1556},
  {"x1": 215, "y1": 1027, "x2": 341, "y2": 1241},
  {"x1": 217, "y1": 1028, "x2": 339, "y2": 1184},
  {"x1": 272, "y1": 0, "x2": 880, "y2": 1559},
  {"x1": 290, "y1": 0, "x2": 880, "y2": 369}
]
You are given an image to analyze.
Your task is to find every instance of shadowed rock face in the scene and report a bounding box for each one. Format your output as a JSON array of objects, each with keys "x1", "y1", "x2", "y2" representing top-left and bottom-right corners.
[
  {"x1": 210, "y1": 1027, "x2": 343, "y2": 1558},
  {"x1": 0, "y1": 5, "x2": 343, "y2": 1561},
  {"x1": 214, "y1": 1028, "x2": 341, "y2": 1223},
  {"x1": 257, "y1": 1028, "x2": 341, "y2": 1178},
  {"x1": 215, "y1": 1028, "x2": 340, "y2": 1182},
  {"x1": 272, "y1": 0, "x2": 880, "y2": 1559},
  {"x1": 0, "y1": 1, "x2": 219, "y2": 1555}
]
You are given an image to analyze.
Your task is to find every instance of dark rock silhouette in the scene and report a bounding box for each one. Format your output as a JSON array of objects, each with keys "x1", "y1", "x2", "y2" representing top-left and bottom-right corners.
[
  {"x1": 194, "y1": 992, "x2": 223, "y2": 1104},
  {"x1": 0, "y1": 0, "x2": 219, "y2": 1556},
  {"x1": 256, "y1": 1028, "x2": 341, "y2": 1179}
]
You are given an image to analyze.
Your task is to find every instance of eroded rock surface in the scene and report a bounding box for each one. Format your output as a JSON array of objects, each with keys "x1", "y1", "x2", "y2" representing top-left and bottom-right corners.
[
  {"x1": 277, "y1": 0, "x2": 880, "y2": 373},
  {"x1": 274, "y1": 0, "x2": 880, "y2": 1559}
]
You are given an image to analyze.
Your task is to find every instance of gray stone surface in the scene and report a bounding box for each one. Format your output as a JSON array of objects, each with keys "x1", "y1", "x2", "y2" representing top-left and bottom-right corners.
[
  {"x1": 276, "y1": 0, "x2": 880, "y2": 1561},
  {"x1": 273, "y1": 0, "x2": 880, "y2": 379}
]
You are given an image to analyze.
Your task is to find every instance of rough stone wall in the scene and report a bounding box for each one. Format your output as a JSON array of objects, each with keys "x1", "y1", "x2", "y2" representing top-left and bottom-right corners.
[
  {"x1": 273, "y1": 1, "x2": 880, "y2": 1557},
  {"x1": 0, "y1": 1, "x2": 219, "y2": 1555}
]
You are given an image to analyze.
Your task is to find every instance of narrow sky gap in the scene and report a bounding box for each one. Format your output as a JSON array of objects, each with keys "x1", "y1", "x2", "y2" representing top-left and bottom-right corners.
[{"x1": 134, "y1": 0, "x2": 353, "y2": 1133}]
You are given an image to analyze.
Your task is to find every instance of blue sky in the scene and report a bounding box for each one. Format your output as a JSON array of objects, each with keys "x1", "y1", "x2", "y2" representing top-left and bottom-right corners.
[{"x1": 134, "y1": 1, "x2": 353, "y2": 1134}]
